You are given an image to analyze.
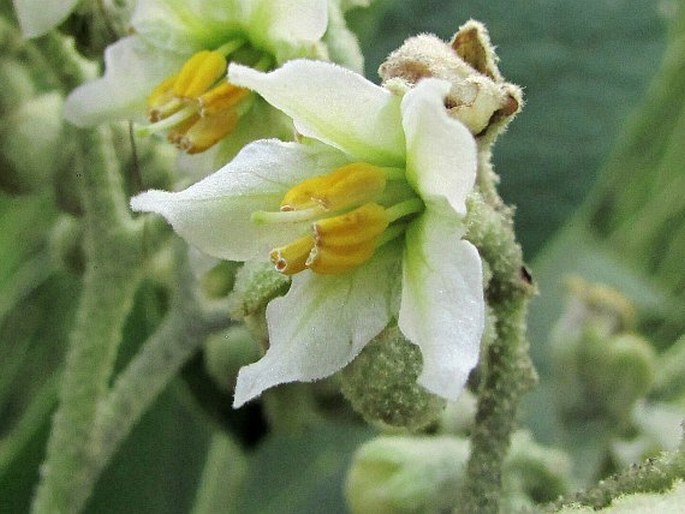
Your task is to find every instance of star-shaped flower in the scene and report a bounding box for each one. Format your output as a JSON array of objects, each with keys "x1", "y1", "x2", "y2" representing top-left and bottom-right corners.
[
  {"x1": 64, "y1": 0, "x2": 364, "y2": 165},
  {"x1": 131, "y1": 60, "x2": 485, "y2": 407}
]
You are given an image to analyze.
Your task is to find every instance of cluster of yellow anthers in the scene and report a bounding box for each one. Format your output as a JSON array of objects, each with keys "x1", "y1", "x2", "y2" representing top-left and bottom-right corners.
[
  {"x1": 254, "y1": 163, "x2": 423, "y2": 275},
  {"x1": 144, "y1": 44, "x2": 252, "y2": 154}
]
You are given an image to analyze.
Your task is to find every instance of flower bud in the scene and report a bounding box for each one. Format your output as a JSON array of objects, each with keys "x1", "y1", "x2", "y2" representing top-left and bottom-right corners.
[
  {"x1": 204, "y1": 325, "x2": 260, "y2": 393},
  {"x1": 228, "y1": 261, "x2": 291, "y2": 320},
  {"x1": 379, "y1": 20, "x2": 522, "y2": 142},
  {"x1": 0, "y1": 58, "x2": 36, "y2": 115},
  {"x1": 340, "y1": 325, "x2": 446, "y2": 431},
  {"x1": 200, "y1": 260, "x2": 241, "y2": 299},
  {"x1": 0, "y1": 92, "x2": 65, "y2": 194},
  {"x1": 551, "y1": 278, "x2": 655, "y2": 424},
  {"x1": 503, "y1": 431, "x2": 570, "y2": 507},
  {"x1": 345, "y1": 435, "x2": 469, "y2": 514}
]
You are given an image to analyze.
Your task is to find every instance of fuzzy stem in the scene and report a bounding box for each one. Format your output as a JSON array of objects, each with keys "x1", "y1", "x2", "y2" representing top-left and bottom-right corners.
[
  {"x1": 86, "y1": 247, "x2": 230, "y2": 484},
  {"x1": 31, "y1": 127, "x2": 144, "y2": 514},
  {"x1": 33, "y1": 32, "x2": 95, "y2": 92},
  {"x1": 549, "y1": 432, "x2": 685, "y2": 510},
  {"x1": 457, "y1": 191, "x2": 537, "y2": 514}
]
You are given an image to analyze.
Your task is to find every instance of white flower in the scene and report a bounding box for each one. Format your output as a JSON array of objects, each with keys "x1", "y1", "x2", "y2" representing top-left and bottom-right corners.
[
  {"x1": 130, "y1": 60, "x2": 484, "y2": 407},
  {"x1": 63, "y1": 0, "x2": 364, "y2": 163},
  {"x1": 12, "y1": 0, "x2": 80, "y2": 38}
]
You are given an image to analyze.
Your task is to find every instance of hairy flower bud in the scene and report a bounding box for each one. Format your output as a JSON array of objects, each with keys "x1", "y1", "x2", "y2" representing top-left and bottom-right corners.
[
  {"x1": 0, "y1": 92, "x2": 65, "y2": 194},
  {"x1": 551, "y1": 277, "x2": 656, "y2": 424},
  {"x1": 49, "y1": 214, "x2": 85, "y2": 275},
  {"x1": 346, "y1": 436, "x2": 469, "y2": 514},
  {"x1": 379, "y1": 20, "x2": 522, "y2": 143},
  {"x1": 340, "y1": 325, "x2": 446, "y2": 431},
  {"x1": 204, "y1": 325, "x2": 261, "y2": 393},
  {"x1": 228, "y1": 262, "x2": 291, "y2": 321}
]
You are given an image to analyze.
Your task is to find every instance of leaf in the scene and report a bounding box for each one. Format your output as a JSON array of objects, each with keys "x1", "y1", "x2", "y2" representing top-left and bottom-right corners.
[{"x1": 84, "y1": 382, "x2": 212, "y2": 514}]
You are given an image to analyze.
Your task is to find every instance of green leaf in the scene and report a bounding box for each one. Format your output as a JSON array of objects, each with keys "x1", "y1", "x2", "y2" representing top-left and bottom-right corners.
[{"x1": 84, "y1": 383, "x2": 212, "y2": 514}]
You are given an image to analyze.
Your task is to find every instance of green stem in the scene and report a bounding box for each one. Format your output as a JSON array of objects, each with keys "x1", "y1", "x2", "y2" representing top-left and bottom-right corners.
[
  {"x1": 31, "y1": 126, "x2": 144, "y2": 514},
  {"x1": 457, "y1": 192, "x2": 537, "y2": 514},
  {"x1": 33, "y1": 32, "x2": 95, "y2": 92},
  {"x1": 549, "y1": 433, "x2": 685, "y2": 510},
  {"x1": 86, "y1": 247, "x2": 230, "y2": 483}
]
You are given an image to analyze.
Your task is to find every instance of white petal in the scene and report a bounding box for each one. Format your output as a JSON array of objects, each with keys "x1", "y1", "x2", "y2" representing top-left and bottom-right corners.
[
  {"x1": 398, "y1": 209, "x2": 484, "y2": 401},
  {"x1": 233, "y1": 243, "x2": 403, "y2": 407},
  {"x1": 132, "y1": 0, "x2": 242, "y2": 53},
  {"x1": 401, "y1": 78, "x2": 477, "y2": 215},
  {"x1": 248, "y1": 0, "x2": 328, "y2": 46},
  {"x1": 228, "y1": 60, "x2": 405, "y2": 166},
  {"x1": 64, "y1": 37, "x2": 184, "y2": 127},
  {"x1": 12, "y1": 0, "x2": 78, "y2": 38},
  {"x1": 130, "y1": 139, "x2": 348, "y2": 261}
]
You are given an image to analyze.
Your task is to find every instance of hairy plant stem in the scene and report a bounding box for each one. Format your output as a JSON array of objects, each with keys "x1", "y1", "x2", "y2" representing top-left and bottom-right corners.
[
  {"x1": 549, "y1": 432, "x2": 685, "y2": 510},
  {"x1": 86, "y1": 245, "x2": 231, "y2": 487},
  {"x1": 31, "y1": 126, "x2": 144, "y2": 514},
  {"x1": 457, "y1": 152, "x2": 537, "y2": 514}
]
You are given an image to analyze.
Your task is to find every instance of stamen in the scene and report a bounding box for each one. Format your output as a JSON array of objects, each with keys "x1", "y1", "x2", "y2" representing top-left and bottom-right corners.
[
  {"x1": 167, "y1": 113, "x2": 200, "y2": 147},
  {"x1": 313, "y1": 203, "x2": 389, "y2": 247},
  {"x1": 270, "y1": 235, "x2": 315, "y2": 275},
  {"x1": 172, "y1": 51, "x2": 227, "y2": 98},
  {"x1": 306, "y1": 240, "x2": 377, "y2": 275},
  {"x1": 251, "y1": 206, "x2": 325, "y2": 224},
  {"x1": 385, "y1": 198, "x2": 424, "y2": 223},
  {"x1": 281, "y1": 163, "x2": 388, "y2": 211},
  {"x1": 177, "y1": 110, "x2": 240, "y2": 154},
  {"x1": 305, "y1": 203, "x2": 390, "y2": 274},
  {"x1": 199, "y1": 83, "x2": 251, "y2": 117},
  {"x1": 147, "y1": 74, "x2": 180, "y2": 121},
  {"x1": 135, "y1": 105, "x2": 197, "y2": 137}
]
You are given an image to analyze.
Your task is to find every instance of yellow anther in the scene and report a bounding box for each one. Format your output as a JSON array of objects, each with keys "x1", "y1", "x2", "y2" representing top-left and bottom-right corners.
[
  {"x1": 172, "y1": 50, "x2": 227, "y2": 98},
  {"x1": 182, "y1": 110, "x2": 240, "y2": 154},
  {"x1": 270, "y1": 235, "x2": 315, "y2": 275},
  {"x1": 305, "y1": 203, "x2": 389, "y2": 274},
  {"x1": 313, "y1": 203, "x2": 389, "y2": 247},
  {"x1": 167, "y1": 113, "x2": 201, "y2": 147},
  {"x1": 141, "y1": 50, "x2": 252, "y2": 154},
  {"x1": 281, "y1": 163, "x2": 388, "y2": 212},
  {"x1": 147, "y1": 74, "x2": 180, "y2": 121},
  {"x1": 199, "y1": 82, "x2": 251, "y2": 116},
  {"x1": 307, "y1": 240, "x2": 377, "y2": 274}
]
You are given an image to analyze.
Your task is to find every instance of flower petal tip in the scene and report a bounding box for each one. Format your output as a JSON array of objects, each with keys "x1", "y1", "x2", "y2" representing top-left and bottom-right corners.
[
  {"x1": 232, "y1": 366, "x2": 264, "y2": 409},
  {"x1": 129, "y1": 189, "x2": 172, "y2": 215}
]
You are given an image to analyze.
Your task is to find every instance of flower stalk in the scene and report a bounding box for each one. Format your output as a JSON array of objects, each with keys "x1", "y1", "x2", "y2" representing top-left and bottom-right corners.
[
  {"x1": 31, "y1": 126, "x2": 144, "y2": 514},
  {"x1": 457, "y1": 189, "x2": 537, "y2": 514}
]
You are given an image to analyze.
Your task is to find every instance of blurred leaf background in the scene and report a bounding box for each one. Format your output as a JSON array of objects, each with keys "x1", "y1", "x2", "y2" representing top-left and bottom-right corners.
[{"x1": 1, "y1": 0, "x2": 679, "y2": 512}]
